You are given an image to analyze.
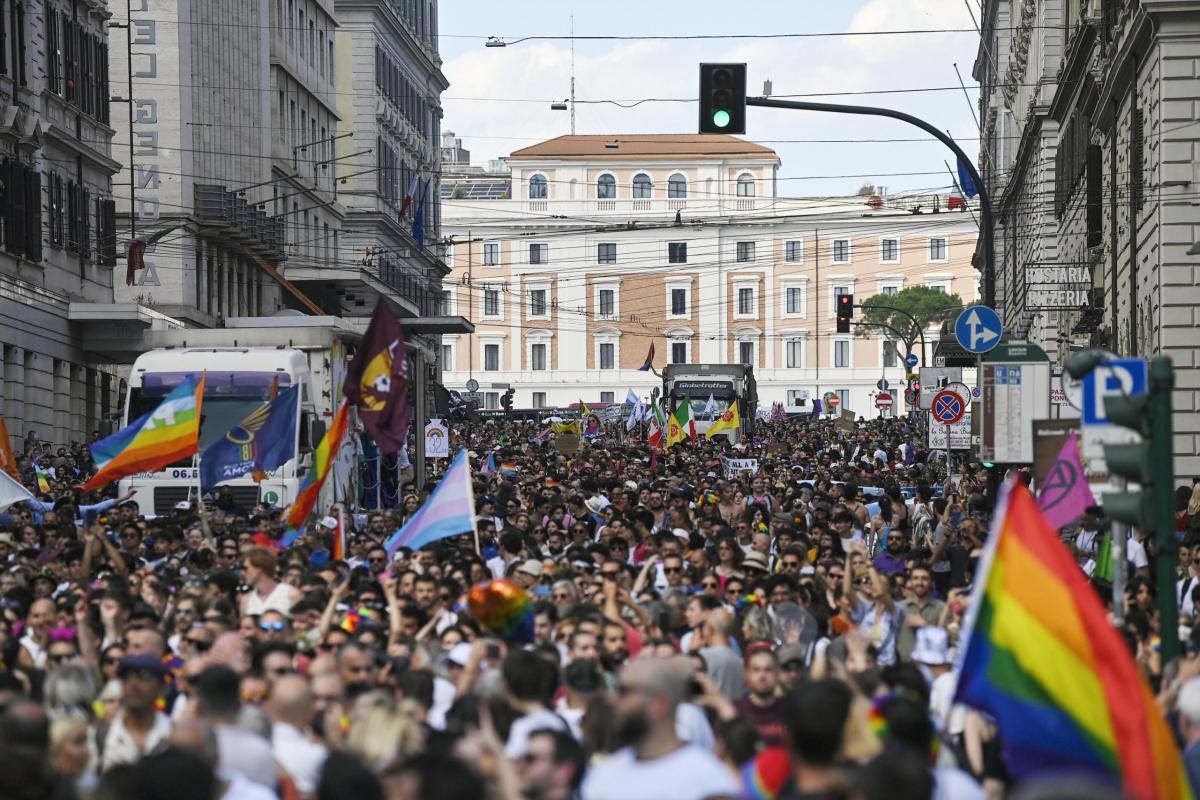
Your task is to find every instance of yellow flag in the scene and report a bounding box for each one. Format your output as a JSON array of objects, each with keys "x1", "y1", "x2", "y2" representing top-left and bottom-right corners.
[
  {"x1": 0, "y1": 417, "x2": 18, "y2": 479},
  {"x1": 666, "y1": 416, "x2": 685, "y2": 448},
  {"x1": 706, "y1": 401, "x2": 740, "y2": 439}
]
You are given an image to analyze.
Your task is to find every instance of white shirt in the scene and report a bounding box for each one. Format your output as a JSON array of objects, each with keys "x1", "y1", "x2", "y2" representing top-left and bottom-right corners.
[
  {"x1": 675, "y1": 703, "x2": 715, "y2": 751},
  {"x1": 1128, "y1": 536, "x2": 1149, "y2": 570},
  {"x1": 216, "y1": 723, "x2": 277, "y2": 790},
  {"x1": 244, "y1": 582, "x2": 295, "y2": 617},
  {"x1": 220, "y1": 772, "x2": 278, "y2": 800},
  {"x1": 96, "y1": 710, "x2": 173, "y2": 773},
  {"x1": 582, "y1": 744, "x2": 739, "y2": 800},
  {"x1": 271, "y1": 722, "x2": 327, "y2": 794}
]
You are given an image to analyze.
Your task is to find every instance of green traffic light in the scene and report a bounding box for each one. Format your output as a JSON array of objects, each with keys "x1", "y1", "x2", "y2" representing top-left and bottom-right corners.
[{"x1": 712, "y1": 109, "x2": 731, "y2": 128}]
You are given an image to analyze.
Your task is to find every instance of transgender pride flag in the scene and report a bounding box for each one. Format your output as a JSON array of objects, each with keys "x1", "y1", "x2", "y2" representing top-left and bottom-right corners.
[{"x1": 385, "y1": 448, "x2": 476, "y2": 556}]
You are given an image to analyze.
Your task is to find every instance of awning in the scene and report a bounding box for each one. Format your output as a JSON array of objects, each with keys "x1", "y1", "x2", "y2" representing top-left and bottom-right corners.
[
  {"x1": 402, "y1": 316, "x2": 475, "y2": 335},
  {"x1": 68, "y1": 303, "x2": 186, "y2": 363}
]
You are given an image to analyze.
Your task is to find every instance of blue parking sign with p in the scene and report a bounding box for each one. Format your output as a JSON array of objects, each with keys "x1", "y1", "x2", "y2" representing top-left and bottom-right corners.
[{"x1": 1081, "y1": 358, "x2": 1148, "y2": 425}]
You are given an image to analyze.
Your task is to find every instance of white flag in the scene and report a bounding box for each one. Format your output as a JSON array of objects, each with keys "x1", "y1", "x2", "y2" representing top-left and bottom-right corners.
[
  {"x1": 0, "y1": 470, "x2": 33, "y2": 510},
  {"x1": 703, "y1": 394, "x2": 718, "y2": 420}
]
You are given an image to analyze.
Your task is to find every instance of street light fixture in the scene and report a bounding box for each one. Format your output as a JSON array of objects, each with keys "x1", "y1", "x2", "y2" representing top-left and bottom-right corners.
[
  {"x1": 1188, "y1": 241, "x2": 1200, "y2": 255},
  {"x1": 550, "y1": 100, "x2": 568, "y2": 111},
  {"x1": 485, "y1": 37, "x2": 506, "y2": 47}
]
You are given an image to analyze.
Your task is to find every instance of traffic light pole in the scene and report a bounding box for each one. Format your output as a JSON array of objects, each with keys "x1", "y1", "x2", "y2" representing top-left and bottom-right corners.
[
  {"x1": 1149, "y1": 357, "x2": 1179, "y2": 662},
  {"x1": 745, "y1": 97, "x2": 995, "y2": 308}
]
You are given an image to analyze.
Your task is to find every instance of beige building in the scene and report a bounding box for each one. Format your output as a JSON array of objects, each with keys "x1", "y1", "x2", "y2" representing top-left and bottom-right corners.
[{"x1": 441, "y1": 134, "x2": 980, "y2": 415}]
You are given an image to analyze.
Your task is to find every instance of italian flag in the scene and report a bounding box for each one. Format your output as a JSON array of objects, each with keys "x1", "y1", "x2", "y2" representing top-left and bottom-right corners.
[
  {"x1": 666, "y1": 395, "x2": 696, "y2": 448},
  {"x1": 648, "y1": 402, "x2": 666, "y2": 449}
]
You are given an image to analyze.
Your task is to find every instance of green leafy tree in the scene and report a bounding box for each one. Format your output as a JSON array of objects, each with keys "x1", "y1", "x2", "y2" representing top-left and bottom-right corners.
[{"x1": 856, "y1": 285, "x2": 962, "y2": 364}]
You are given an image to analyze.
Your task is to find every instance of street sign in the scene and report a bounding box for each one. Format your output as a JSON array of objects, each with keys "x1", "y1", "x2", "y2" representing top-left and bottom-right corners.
[
  {"x1": 826, "y1": 393, "x2": 840, "y2": 408},
  {"x1": 929, "y1": 413, "x2": 972, "y2": 450},
  {"x1": 462, "y1": 391, "x2": 484, "y2": 404},
  {"x1": 933, "y1": 390, "x2": 966, "y2": 424},
  {"x1": 904, "y1": 353, "x2": 919, "y2": 369},
  {"x1": 875, "y1": 392, "x2": 893, "y2": 409},
  {"x1": 981, "y1": 342, "x2": 1051, "y2": 464},
  {"x1": 918, "y1": 367, "x2": 962, "y2": 409},
  {"x1": 904, "y1": 388, "x2": 917, "y2": 405},
  {"x1": 1079, "y1": 357, "x2": 1148, "y2": 467},
  {"x1": 954, "y1": 306, "x2": 1003, "y2": 354},
  {"x1": 876, "y1": 379, "x2": 889, "y2": 391},
  {"x1": 1024, "y1": 263, "x2": 1091, "y2": 311}
]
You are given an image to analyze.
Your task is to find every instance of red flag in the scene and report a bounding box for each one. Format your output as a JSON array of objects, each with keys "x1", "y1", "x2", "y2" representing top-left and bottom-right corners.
[
  {"x1": 344, "y1": 299, "x2": 409, "y2": 453},
  {"x1": 126, "y1": 240, "x2": 146, "y2": 285}
]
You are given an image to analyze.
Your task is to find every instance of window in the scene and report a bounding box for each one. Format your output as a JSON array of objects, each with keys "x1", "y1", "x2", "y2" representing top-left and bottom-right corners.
[
  {"x1": 881, "y1": 238, "x2": 899, "y2": 262},
  {"x1": 833, "y1": 284, "x2": 852, "y2": 314},
  {"x1": 632, "y1": 173, "x2": 652, "y2": 199},
  {"x1": 786, "y1": 286, "x2": 804, "y2": 315},
  {"x1": 484, "y1": 344, "x2": 500, "y2": 371},
  {"x1": 597, "y1": 243, "x2": 616, "y2": 264},
  {"x1": 529, "y1": 289, "x2": 547, "y2": 316},
  {"x1": 668, "y1": 242, "x2": 687, "y2": 263},
  {"x1": 441, "y1": 344, "x2": 452, "y2": 368},
  {"x1": 484, "y1": 392, "x2": 499, "y2": 409},
  {"x1": 668, "y1": 173, "x2": 687, "y2": 198},
  {"x1": 926, "y1": 281, "x2": 949, "y2": 293},
  {"x1": 832, "y1": 239, "x2": 851, "y2": 263},
  {"x1": 483, "y1": 289, "x2": 500, "y2": 316},
  {"x1": 836, "y1": 389, "x2": 850, "y2": 410},
  {"x1": 599, "y1": 343, "x2": 615, "y2": 369},
  {"x1": 881, "y1": 284, "x2": 899, "y2": 296},
  {"x1": 785, "y1": 240, "x2": 803, "y2": 262},
  {"x1": 671, "y1": 342, "x2": 687, "y2": 364},
  {"x1": 736, "y1": 241, "x2": 755, "y2": 262},
  {"x1": 532, "y1": 392, "x2": 547, "y2": 408},
  {"x1": 529, "y1": 174, "x2": 548, "y2": 199},
  {"x1": 598, "y1": 289, "x2": 615, "y2": 317},
  {"x1": 883, "y1": 340, "x2": 898, "y2": 368},
  {"x1": 786, "y1": 339, "x2": 804, "y2": 368},
  {"x1": 597, "y1": 174, "x2": 616, "y2": 199},
  {"x1": 929, "y1": 238, "x2": 947, "y2": 261},
  {"x1": 834, "y1": 340, "x2": 851, "y2": 368},
  {"x1": 529, "y1": 243, "x2": 548, "y2": 264},
  {"x1": 787, "y1": 389, "x2": 808, "y2": 407},
  {"x1": 737, "y1": 287, "x2": 754, "y2": 315},
  {"x1": 483, "y1": 243, "x2": 499, "y2": 266},
  {"x1": 671, "y1": 288, "x2": 688, "y2": 316},
  {"x1": 739, "y1": 341, "x2": 754, "y2": 366},
  {"x1": 531, "y1": 343, "x2": 547, "y2": 371},
  {"x1": 736, "y1": 173, "x2": 755, "y2": 197},
  {"x1": 600, "y1": 392, "x2": 615, "y2": 404}
]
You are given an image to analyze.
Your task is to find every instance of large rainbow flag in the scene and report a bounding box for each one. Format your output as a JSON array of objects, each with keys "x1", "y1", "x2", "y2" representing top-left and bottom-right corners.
[
  {"x1": 953, "y1": 478, "x2": 1191, "y2": 799},
  {"x1": 384, "y1": 448, "x2": 475, "y2": 557},
  {"x1": 82, "y1": 374, "x2": 205, "y2": 490},
  {"x1": 280, "y1": 400, "x2": 350, "y2": 546}
]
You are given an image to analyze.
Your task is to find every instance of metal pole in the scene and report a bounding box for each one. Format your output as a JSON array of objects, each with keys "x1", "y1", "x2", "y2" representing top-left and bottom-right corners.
[
  {"x1": 1110, "y1": 477, "x2": 1127, "y2": 625},
  {"x1": 747, "y1": 97, "x2": 995, "y2": 307},
  {"x1": 1149, "y1": 356, "x2": 1179, "y2": 661}
]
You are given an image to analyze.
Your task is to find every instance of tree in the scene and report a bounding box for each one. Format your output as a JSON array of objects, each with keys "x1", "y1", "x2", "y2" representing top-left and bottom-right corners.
[
  {"x1": 856, "y1": 285, "x2": 962, "y2": 363},
  {"x1": 856, "y1": 182, "x2": 876, "y2": 196}
]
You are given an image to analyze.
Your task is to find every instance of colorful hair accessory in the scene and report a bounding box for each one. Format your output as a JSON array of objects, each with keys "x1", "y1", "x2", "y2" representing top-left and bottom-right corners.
[
  {"x1": 467, "y1": 579, "x2": 534, "y2": 644},
  {"x1": 49, "y1": 627, "x2": 76, "y2": 643},
  {"x1": 339, "y1": 610, "x2": 362, "y2": 634}
]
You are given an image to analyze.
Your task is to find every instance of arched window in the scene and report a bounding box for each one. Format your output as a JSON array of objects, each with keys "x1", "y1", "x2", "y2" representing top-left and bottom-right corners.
[
  {"x1": 667, "y1": 173, "x2": 687, "y2": 198},
  {"x1": 528, "y1": 174, "x2": 548, "y2": 199},
  {"x1": 632, "y1": 173, "x2": 653, "y2": 199},
  {"x1": 736, "y1": 173, "x2": 756, "y2": 197},
  {"x1": 597, "y1": 174, "x2": 616, "y2": 199}
]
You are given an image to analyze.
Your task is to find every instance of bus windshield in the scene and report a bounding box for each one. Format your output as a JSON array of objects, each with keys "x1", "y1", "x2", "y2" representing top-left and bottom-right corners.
[{"x1": 127, "y1": 371, "x2": 294, "y2": 453}]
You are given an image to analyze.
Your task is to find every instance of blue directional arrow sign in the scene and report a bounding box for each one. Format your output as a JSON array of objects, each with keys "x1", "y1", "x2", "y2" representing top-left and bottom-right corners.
[
  {"x1": 954, "y1": 306, "x2": 1003, "y2": 354},
  {"x1": 904, "y1": 352, "x2": 919, "y2": 369}
]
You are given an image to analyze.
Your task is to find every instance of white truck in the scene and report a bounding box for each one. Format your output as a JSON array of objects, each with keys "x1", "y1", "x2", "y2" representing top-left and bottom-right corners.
[
  {"x1": 661, "y1": 364, "x2": 757, "y2": 443},
  {"x1": 118, "y1": 315, "x2": 360, "y2": 517}
]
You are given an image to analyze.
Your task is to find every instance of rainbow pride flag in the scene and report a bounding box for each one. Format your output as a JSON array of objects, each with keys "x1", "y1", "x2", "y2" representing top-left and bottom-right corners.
[
  {"x1": 953, "y1": 478, "x2": 1191, "y2": 799},
  {"x1": 385, "y1": 448, "x2": 475, "y2": 556},
  {"x1": 82, "y1": 374, "x2": 205, "y2": 490},
  {"x1": 499, "y1": 461, "x2": 519, "y2": 477},
  {"x1": 34, "y1": 464, "x2": 51, "y2": 493},
  {"x1": 280, "y1": 401, "x2": 350, "y2": 546}
]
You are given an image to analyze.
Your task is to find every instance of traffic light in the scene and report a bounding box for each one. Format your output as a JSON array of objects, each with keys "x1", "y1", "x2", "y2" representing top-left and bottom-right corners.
[
  {"x1": 699, "y1": 63, "x2": 746, "y2": 134},
  {"x1": 1066, "y1": 352, "x2": 1178, "y2": 661},
  {"x1": 836, "y1": 293, "x2": 854, "y2": 334},
  {"x1": 500, "y1": 388, "x2": 515, "y2": 411}
]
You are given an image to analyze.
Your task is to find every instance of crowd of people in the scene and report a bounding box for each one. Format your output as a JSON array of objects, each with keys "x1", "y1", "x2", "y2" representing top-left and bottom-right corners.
[{"x1": 1, "y1": 414, "x2": 1198, "y2": 800}]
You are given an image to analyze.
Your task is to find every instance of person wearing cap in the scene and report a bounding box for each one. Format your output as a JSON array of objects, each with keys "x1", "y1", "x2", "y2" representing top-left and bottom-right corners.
[
  {"x1": 96, "y1": 654, "x2": 173, "y2": 774},
  {"x1": 514, "y1": 558, "x2": 544, "y2": 590}
]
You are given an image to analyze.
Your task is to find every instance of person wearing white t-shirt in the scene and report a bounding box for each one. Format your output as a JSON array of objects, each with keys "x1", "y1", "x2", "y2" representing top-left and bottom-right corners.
[
  {"x1": 1128, "y1": 528, "x2": 1150, "y2": 577},
  {"x1": 582, "y1": 657, "x2": 738, "y2": 800}
]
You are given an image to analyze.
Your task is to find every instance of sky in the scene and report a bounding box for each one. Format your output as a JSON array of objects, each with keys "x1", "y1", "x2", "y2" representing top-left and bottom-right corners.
[{"x1": 437, "y1": 0, "x2": 983, "y2": 198}]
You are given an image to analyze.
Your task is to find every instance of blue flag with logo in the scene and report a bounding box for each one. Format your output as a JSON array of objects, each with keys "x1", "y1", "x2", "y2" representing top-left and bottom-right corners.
[
  {"x1": 957, "y1": 159, "x2": 978, "y2": 198},
  {"x1": 200, "y1": 385, "x2": 301, "y2": 490}
]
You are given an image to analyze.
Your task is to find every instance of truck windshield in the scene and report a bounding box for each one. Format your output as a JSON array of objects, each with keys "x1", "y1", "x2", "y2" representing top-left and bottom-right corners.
[{"x1": 127, "y1": 372, "x2": 294, "y2": 453}]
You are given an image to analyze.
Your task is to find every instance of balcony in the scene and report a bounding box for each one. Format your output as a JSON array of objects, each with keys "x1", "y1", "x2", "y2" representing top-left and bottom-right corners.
[
  {"x1": 194, "y1": 185, "x2": 287, "y2": 261},
  {"x1": 519, "y1": 197, "x2": 774, "y2": 217}
]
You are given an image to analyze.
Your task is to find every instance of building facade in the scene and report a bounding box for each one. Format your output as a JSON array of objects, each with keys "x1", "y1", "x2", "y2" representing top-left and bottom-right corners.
[
  {"x1": 977, "y1": 0, "x2": 1200, "y2": 475},
  {"x1": 441, "y1": 135, "x2": 980, "y2": 416},
  {"x1": 0, "y1": 0, "x2": 126, "y2": 445}
]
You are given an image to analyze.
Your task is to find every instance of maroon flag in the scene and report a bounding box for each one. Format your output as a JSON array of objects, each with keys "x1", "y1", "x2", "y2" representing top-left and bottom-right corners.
[{"x1": 344, "y1": 299, "x2": 409, "y2": 453}]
